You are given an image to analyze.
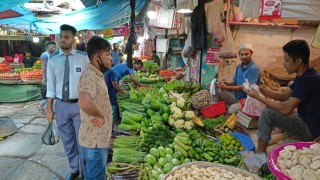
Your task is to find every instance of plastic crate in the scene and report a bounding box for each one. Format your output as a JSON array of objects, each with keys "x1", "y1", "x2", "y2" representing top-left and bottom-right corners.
[{"x1": 200, "y1": 101, "x2": 226, "y2": 118}]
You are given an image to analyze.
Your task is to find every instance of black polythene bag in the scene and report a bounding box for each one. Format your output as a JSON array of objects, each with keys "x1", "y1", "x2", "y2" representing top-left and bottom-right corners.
[{"x1": 41, "y1": 121, "x2": 60, "y2": 145}]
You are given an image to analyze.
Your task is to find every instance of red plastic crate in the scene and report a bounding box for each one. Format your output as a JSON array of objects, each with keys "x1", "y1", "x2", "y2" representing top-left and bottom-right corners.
[{"x1": 200, "y1": 101, "x2": 227, "y2": 118}]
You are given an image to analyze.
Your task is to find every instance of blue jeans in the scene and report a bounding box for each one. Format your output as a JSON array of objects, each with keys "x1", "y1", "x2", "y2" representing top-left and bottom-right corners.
[{"x1": 80, "y1": 146, "x2": 108, "y2": 180}]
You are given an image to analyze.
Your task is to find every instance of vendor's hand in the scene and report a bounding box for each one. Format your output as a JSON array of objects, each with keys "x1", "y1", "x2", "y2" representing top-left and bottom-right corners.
[
  {"x1": 219, "y1": 81, "x2": 227, "y2": 89},
  {"x1": 91, "y1": 117, "x2": 105, "y2": 128},
  {"x1": 243, "y1": 86, "x2": 260, "y2": 99},
  {"x1": 313, "y1": 136, "x2": 320, "y2": 142},
  {"x1": 46, "y1": 108, "x2": 54, "y2": 122}
]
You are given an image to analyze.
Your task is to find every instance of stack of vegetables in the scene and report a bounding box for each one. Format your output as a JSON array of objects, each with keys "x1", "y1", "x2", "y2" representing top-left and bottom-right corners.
[
  {"x1": 220, "y1": 133, "x2": 245, "y2": 151},
  {"x1": 0, "y1": 63, "x2": 11, "y2": 73},
  {"x1": 15, "y1": 67, "x2": 34, "y2": 73},
  {"x1": 143, "y1": 61, "x2": 159, "y2": 72},
  {"x1": 167, "y1": 91, "x2": 197, "y2": 130},
  {"x1": 0, "y1": 73, "x2": 20, "y2": 80},
  {"x1": 110, "y1": 78, "x2": 255, "y2": 179},
  {"x1": 112, "y1": 148, "x2": 146, "y2": 164},
  {"x1": 144, "y1": 146, "x2": 191, "y2": 179},
  {"x1": 118, "y1": 98, "x2": 145, "y2": 116},
  {"x1": 113, "y1": 136, "x2": 140, "y2": 149},
  {"x1": 32, "y1": 63, "x2": 42, "y2": 69},
  {"x1": 112, "y1": 136, "x2": 146, "y2": 164},
  {"x1": 118, "y1": 111, "x2": 143, "y2": 132},
  {"x1": 139, "y1": 124, "x2": 175, "y2": 152},
  {"x1": 134, "y1": 71, "x2": 163, "y2": 84},
  {"x1": 164, "y1": 81, "x2": 200, "y2": 94},
  {"x1": 20, "y1": 69, "x2": 42, "y2": 80}
]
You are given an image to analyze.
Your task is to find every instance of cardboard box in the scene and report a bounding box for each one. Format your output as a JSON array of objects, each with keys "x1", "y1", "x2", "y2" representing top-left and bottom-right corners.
[{"x1": 273, "y1": 19, "x2": 298, "y2": 25}]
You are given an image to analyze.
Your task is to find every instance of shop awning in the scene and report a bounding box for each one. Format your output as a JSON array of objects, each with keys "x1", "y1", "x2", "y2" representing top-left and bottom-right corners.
[
  {"x1": 34, "y1": 0, "x2": 146, "y2": 34},
  {"x1": 0, "y1": 6, "x2": 38, "y2": 25},
  {"x1": 0, "y1": 0, "x2": 30, "y2": 12}
]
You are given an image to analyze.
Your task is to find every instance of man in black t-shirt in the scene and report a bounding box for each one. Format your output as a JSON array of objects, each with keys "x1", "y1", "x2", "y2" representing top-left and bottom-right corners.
[
  {"x1": 243, "y1": 39, "x2": 320, "y2": 154},
  {"x1": 22, "y1": 50, "x2": 37, "y2": 68}
]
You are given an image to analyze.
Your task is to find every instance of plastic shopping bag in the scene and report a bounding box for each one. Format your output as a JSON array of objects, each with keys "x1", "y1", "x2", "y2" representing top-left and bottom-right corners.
[
  {"x1": 41, "y1": 121, "x2": 60, "y2": 145},
  {"x1": 242, "y1": 80, "x2": 266, "y2": 117}
]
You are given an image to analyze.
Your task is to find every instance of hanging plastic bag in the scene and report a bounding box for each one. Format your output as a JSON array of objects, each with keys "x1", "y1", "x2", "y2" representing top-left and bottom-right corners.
[
  {"x1": 41, "y1": 121, "x2": 60, "y2": 145},
  {"x1": 242, "y1": 79, "x2": 266, "y2": 116},
  {"x1": 206, "y1": 0, "x2": 226, "y2": 46}
]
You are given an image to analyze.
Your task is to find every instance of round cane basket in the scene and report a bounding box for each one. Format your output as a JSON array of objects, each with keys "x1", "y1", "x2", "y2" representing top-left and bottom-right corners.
[{"x1": 162, "y1": 161, "x2": 262, "y2": 180}]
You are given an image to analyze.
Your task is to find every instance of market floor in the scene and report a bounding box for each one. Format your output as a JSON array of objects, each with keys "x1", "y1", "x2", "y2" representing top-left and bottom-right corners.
[{"x1": 0, "y1": 100, "x2": 69, "y2": 180}]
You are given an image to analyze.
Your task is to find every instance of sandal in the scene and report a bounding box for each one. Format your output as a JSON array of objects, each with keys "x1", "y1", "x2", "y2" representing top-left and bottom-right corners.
[{"x1": 37, "y1": 105, "x2": 45, "y2": 114}]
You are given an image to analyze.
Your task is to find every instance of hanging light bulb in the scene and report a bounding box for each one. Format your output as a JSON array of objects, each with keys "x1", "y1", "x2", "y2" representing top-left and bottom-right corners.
[
  {"x1": 33, "y1": 37, "x2": 39, "y2": 43},
  {"x1": 177, "y1": 0, "x2": 193, "y2": 13},
  {"x1": 147, "y1": 2, "x2": 157, "y2": 19}
]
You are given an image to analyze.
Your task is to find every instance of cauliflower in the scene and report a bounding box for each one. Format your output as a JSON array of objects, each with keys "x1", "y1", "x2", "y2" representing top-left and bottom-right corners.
[
  {"x1": 174, "y1": 119, "x2": 185, "y2": 129},
  {"x1": 177, "y1": 98, "x2": 185, "y2": 109},
  {"x1": 172, "y1": 108, "x2": 183, "y2": 119},
  {"x1": 159, "y1": 87, "x2": 166, "y2": 95},
  {"x1": 168, "y1": 115, "x2": 175, "y2": 126},
  {"x1": 184, "y1": 121, "x2": 194, "y2": 130},
  {"x1": 170, "y1": 102, "x2": 177, "y2": 110},
  {"x1": 162, "y1": 93, "x2": 168, "y2": 99},
  {"x1": 185, "y1": 111, "x2": 195, "y2": 120}
]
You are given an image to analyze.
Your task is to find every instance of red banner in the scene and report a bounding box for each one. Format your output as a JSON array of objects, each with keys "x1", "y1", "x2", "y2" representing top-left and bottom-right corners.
[{"x1": 102, "y1": 27, "x2": 129, "y2": 37}]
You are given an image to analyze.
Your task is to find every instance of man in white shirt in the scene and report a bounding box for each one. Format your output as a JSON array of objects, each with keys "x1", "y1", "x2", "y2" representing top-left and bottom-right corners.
[{"x1": 46, "y1": 24, "x2": 89, "y2": 180}]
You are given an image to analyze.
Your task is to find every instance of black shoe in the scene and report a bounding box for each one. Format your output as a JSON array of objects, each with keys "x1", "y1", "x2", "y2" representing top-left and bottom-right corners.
[
  {"x1": 260, "y1": 162, "x2": 271, "y2": 175},
  {"x1": 65, "y1": 172, "x2": 79, "y2": 180}
]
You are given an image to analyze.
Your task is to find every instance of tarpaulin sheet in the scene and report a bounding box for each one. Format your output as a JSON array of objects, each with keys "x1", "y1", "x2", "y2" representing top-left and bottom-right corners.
[
  {"x1": 281, "y1": 0, "x2": 320, "y2": 20},
  {"x1": 0, "y1": 0, "x2": 30, "y2": 12},
  {"x1": 34, "y1": 0, "x2": 146, "y2": 34},
  {"x1": 0, "y1": 6, "x2": 38, "y2": 25},
  {"x1": 0, "y1": 84, "x2": 42, "y2": 103}
]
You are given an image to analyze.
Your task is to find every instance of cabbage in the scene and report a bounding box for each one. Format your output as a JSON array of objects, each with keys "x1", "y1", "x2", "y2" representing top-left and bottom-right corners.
[
  {"x1": 145, "y1": 154, "x2": 157, "y2": 166},
  {"x1": 151, "y1": 170, "x2": 160, "y2": 179},
  {"x1": 183, "y1": 158, "x2": 191, "y2": 164},
  {"x1": 165, "y1": 147, "x2": 174, "y2": 156},
  {"x1": 163, "y1": 163, "x2": 174, "y2": 173},
  {"x1": 173, "y1": 151, "x2": 182, "y2": 160},
  {"x1": 150, "y1": 148, "x2": 160, "y2": 159},
  {"x1": 157, "y1": 174, "x2": 164, "y2": 180},
  {"x1": 171, "y1": 158, "x2": 180, "y2": 166},
  {"x1": 165, "y1": 154, "x2": 173, "y2": 162},
  {"x1": 158, "y1": 146, "x2": 166, "y2": 158},
  {"x1": 158, "y1": 157, "x2": 169, "y2": 168}
]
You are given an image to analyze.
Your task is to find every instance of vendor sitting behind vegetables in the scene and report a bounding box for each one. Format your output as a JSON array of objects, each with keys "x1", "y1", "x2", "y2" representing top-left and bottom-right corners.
[
  {"x1": 22, "y1": 49, "x2": 37, "y2": 68},
  {"x1": 243, "y1": 40, "x2": 320, "y2": 154},
  {"x1": 104, "y1": 60, "x2": 143, "y2": 130},
  {"x1": 218, "y1": 43, "x2": 261, "y2": 106}
]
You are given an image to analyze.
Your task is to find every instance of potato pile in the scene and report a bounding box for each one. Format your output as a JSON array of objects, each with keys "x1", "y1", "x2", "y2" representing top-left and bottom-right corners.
[
  {"x1": 261, "y1": 70, "x2": 281, "y2": 91},
  {"x1": 311, "y1": 56, "x2": 320, "y2": 71},
  {"x1": 270, "y1": 67, "x2": 296, "y2": 79},
  {"x1": 166, "y1": 165, "x2": 254, "y2": 180},
  {"x1": 277, "y1": 143, "x2": 320, "y2": 180}
]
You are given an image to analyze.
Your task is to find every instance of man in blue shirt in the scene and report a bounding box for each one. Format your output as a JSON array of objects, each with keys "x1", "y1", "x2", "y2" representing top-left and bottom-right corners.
[
  {"x1": 244, "y1": 39, "x2": 320, "y2": 154},
  {"x1": 219, "y1": 43, "x2": 261, "y2": 105},
  {"x1": 111, "y1": 43, "x2": 123, "y2": 66},
  {"x1": 104, "y1": 60, "x2": 143, "y2": 130}
]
